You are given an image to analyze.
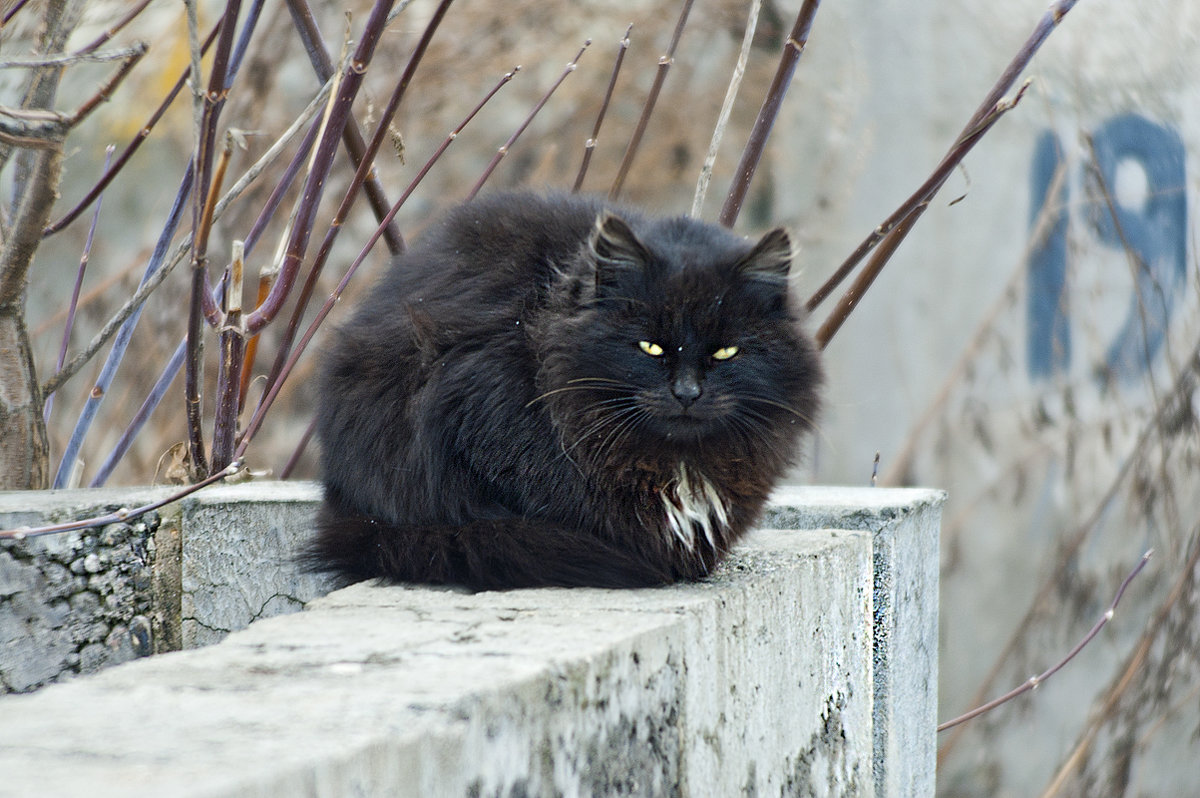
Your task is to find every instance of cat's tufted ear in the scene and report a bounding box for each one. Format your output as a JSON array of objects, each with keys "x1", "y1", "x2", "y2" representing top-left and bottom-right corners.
[
  {"x1": 734, "y1": 228, "x2": 793, "y2": 286},
  {"x1": 589, "y1": 211, "x2": 650, "y2": 289}
]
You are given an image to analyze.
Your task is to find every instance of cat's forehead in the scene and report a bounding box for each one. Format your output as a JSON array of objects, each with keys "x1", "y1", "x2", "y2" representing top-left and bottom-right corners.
[{"x1": 638, "y1": 217, "x2": 751, "y2": 269}]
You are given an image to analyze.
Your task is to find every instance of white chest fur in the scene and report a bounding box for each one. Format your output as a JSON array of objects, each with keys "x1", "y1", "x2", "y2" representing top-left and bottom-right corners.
[{"x1": 660, "y1": 464, "x2": 729, "y2": 551}]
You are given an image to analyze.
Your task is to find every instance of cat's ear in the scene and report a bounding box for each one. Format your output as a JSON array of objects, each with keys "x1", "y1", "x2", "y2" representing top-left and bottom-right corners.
[
  {"x1": 589, "y1": 211, "x2": 650, "y2": 288},
  {"x1": 734, "y1": 228, "x2": 793, "y2": 285}
]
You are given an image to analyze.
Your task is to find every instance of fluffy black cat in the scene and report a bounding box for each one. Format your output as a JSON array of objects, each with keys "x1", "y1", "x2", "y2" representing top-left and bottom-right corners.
[{"x1": 304, "y1": 191, "x2": 821, "y2": 590}]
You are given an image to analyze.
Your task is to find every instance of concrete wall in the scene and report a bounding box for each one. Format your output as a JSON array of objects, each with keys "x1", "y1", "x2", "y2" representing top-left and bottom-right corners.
[
  {"x1": 0, "y1": 482, "x2": 330, "y2": 693},
  {"x1": 0, "y1": 484, "x2": 941, "y2": 797},
  {"x1": 768, "y1": 3, "x2": 1198, "y2": 794}
]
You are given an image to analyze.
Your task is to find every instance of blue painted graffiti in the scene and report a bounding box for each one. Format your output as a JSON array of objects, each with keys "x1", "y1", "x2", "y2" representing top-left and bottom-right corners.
[
  {"x1": 1026, "y1": 113, "x2": 1188, "y2": 381},
  {"x1": 1026, "y1": 131, "x2": 1071, "y2": 378}
]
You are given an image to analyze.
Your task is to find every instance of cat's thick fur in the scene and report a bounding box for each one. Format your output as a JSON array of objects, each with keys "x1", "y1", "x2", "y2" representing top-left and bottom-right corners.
[{"x1": 305, "y1": 191, "x2": 821, "y2": 590}]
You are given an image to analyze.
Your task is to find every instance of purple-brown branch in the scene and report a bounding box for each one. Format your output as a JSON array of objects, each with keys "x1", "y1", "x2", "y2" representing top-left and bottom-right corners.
[
  {"x1": 468, "y1": 41, "x2": 591, "y2": 200},
  {"x1": 573, "y1": 24, "x2": 631, "y2": 193},
  {"x1": 44, "y1": 22, "x2": 221, "y2": 237},
  {"x1": 242, "y1": 65, "x2": 520, "y2": 462},
  {"x1": 937, "y1": 549, "x2": 1152, "y2": 733},
  {"x1": 283, "y1": 0, "x2": 406, "y2": 256},
  {"x1": 45, "y1": 145, "x2": 112, "y2": 423},
  {"x1": 253, "y1": 0, "x2": 456, "y2": 423},
  {"x1": 240, "y1": 0, "x2": 396, "y2": 334},
  {"x1": 718, "y1": 0, "x2": 820, "y2": 227},
  {"x1": 608, "y1": 0, "x2": 695, "y2": 200},
  {"x1": 806, "y1": 0, "x2": 1081, "y2": 344},
  {"x1": 0, "y1": 0, "x2": 33, "y2": 26},
  {"x1": 812, "y1": 82, "x2": 1029, "y2": 349},
  {"x1": 67, "y1": 0, "x2": 154, "y2": 56}
]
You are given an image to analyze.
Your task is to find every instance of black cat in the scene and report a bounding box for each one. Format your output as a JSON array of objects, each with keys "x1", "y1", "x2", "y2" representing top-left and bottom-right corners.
[{"x1": 304, "y1": 191, "x2": 821, "y2": 590}]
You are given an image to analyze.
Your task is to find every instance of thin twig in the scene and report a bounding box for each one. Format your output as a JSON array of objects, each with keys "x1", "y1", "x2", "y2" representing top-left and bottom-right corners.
[
  {"x1": 717, "y1": 0, "x2": 819, "y2": 226},
  {"x1": 1, "y1": 0, "x2": 34, "y2": 26},
  {"x1": 573, "y1": 24, "x2": 631, "y2": 193},
  {"x1": 0, "y1": 460, "x2": 245, "y2": 541},
  {"x1": 60, "y1": 43, "x2": 148, "y2": 127},
  {"x1": 468, "y1": 41, "x2": 589, "y2": 200},
  {"x1": 45, "y1": 144, "x2": 112, "y2": 423},
  {"x1": 812, "y1": 82, "x2": 1030, "y2": 348},
  {"x1": 67, "y1": 0, "x2": 154, "y2": 56},
  {"x1": 937, "y1": 550, "x2": 1153, "y2": 733},
  {"x1": 1039, "y1": 530, "x2": 1199, "y2": 797},
  {"x1": 692, "y1": 0, "x2": 762, "y2": 218},
  {"x1": 268, "y1": 65, "x2": 519, "y2": 469},
  {"x1": 0, "y1": 42, "x2": 147, "y2": 147},
  {"x1": 43, "y1": 21, "x2": 222, "y2": 237},
  {"x1": 609, "y1": 0, "x2": 694, "y2": 200},
  {"x1": 279, "y1": 416, "x2": 317, "y2": 479},
  {"x1": 806, "y1": 0, "x2": 1081, "y2": 314},
  {"x1": 0, "y1": 45, "x2": 146, "y2": 68}
]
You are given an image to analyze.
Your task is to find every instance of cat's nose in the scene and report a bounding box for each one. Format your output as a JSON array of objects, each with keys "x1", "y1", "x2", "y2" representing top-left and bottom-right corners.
[{"x1": 671, "y1": 373, "x2": 702, "y2": 408}]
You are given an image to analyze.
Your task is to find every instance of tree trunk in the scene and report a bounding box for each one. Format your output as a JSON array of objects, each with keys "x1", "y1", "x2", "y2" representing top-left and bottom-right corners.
[
  {"x1": 0, "y1": 0, "x2": 82, "y2": 489},
  {"x1": 0, "y1": 310, "x2": 49, "y2": 489}
]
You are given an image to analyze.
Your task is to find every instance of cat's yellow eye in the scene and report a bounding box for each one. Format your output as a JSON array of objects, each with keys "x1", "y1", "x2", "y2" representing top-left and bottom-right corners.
[
  {"x1": 638, "y1": 340, "x2": 664, "y2": 357},
  {"x1": 712, "y1": 345, "x2": 739, "y2": 361}
]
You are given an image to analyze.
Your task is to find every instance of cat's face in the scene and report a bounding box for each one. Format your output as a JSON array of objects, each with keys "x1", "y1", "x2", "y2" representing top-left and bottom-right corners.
[{"x1": 537, "y1": 212, "x2": 821, "y2": 463}]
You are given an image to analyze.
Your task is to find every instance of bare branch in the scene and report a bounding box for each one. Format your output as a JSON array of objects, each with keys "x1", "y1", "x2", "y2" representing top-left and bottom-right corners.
[
  {"x1": 938, "y1": 550, "x2": 1153, "y2": 733},
  {"x1": 61, "y1": 42, "x2": 148, "y2": 127},
  {"x1": 468, "y1": 41, "x2": 589, "y2": 200},
  {"x1": 573, "y1": 24, "x2": 631, "y2": 193},
  {"x1": 1040, "y1": 534, "x2": 1199, "y2": 797},
  {"x1": 67, "y1": 0, "x2": 154, "y2": 56},
  {"x1": 811, "y1": 82, "x2": 1030, "y2": 348},
  {"x1": 692, "y1": 0, "x2": 761, "y2": 218},
  {"x1": 0, "y1": 459, "x2": 245, "y2": 541},
  {"x1": 806, "y1": 0, "x2": 1083, "y2": 316},
  {"x1": 718, "y1": 0, "x2": 820, "y2": 226},
  {"x1": 609, "y1": 0, "x2": 695, "y2": 200},
  {"x1": 44, "y1": 145, "x2": 112, "y2": 423},
  {"x1": 0, "y1": 45, "x2": 147, "y2": 68}
]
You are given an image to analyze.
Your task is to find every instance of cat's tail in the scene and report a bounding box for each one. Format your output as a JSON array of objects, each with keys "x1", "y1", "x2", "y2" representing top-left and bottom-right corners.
[{"x1": 302, "y1": 502, "x2": 674, "y2": 591}]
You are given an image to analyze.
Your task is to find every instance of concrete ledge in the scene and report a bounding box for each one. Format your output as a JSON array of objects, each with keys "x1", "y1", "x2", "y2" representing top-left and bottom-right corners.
[{"x1": 0, "y1": 486, "x2": 941, "y2": 796}]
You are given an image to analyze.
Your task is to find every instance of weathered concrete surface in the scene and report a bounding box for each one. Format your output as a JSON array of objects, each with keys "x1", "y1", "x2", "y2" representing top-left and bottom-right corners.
[
  {"x1": 768, "y1": 487, "x2": 944, "y2": 798},
  {"x1": 173, "y1": 481, "x2": 331, "y2": 647},
  {"x1": 0, "y1": 515, "x2": 159, "y2": 693},
  {"x1": 0, "y1": 528, "x2": 877, "y2": 798},
  {"x1": 0, "y1": 485, "x2": 941, "y2": 796},
  {"x1": 0, "y1": 487, "x2": 175, "y2": 693},
  {"x1": 0, "y1": 482, "x2": 330, "y2": 693}
]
